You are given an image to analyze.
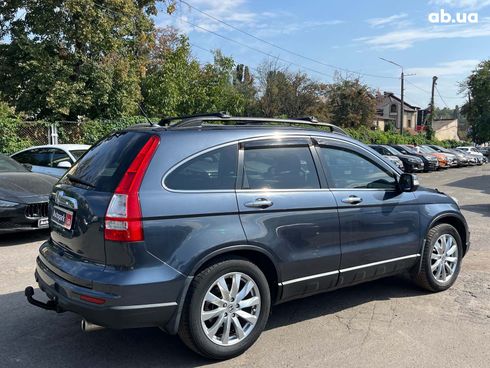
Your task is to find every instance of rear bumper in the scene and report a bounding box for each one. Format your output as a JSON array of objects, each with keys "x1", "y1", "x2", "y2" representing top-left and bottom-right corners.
[{"x1": 32, "y1": 240, "x2": 189, "y2": 333}]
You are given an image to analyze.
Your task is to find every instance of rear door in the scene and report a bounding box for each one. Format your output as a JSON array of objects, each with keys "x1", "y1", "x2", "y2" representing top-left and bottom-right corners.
[
  {"x1": 50, "y1": 131, "x2": 153, "y2": 264},
  {"x1": 315, "y1": 138, "x2": 420, "y2": 287},
  {"x1": 236, "y1": 137, "x2": 341, "y2": 301}
]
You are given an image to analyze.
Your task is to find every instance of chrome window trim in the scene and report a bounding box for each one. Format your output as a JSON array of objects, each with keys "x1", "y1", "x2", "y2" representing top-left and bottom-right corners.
[
  {"x1": 161, "y1": 134, "x2": 328, "y2": 193},
  {"x1": 160, "y1": 133, "x2": 399, "y2": 193},
  {"x1": 110, "y1": 302, "x2": 178, "y2": 310},
  {"x1": 278, "y1": 254, "x2": 420, "y2": 286}
]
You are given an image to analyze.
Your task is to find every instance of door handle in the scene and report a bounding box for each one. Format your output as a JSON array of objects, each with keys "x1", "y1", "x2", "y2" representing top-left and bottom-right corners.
[
  {"x1": 244, "y1": 198, "x2": 273, "y2": 209},
  {"x1": 341, "y1": 195, "x2": 363, "y2": 205}
]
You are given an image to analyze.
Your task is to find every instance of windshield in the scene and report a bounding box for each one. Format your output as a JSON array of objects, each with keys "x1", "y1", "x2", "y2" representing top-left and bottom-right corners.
[
  {"x1": 394, "y1": 145, "x2": 416, "y2": 155},
  {"x1": 383, "y1": 146, "x2": 402, "y2": 155},
  {"x1": 419, "y1": 146, "x2": 436, "y2": 153},
  {"x1": 69, "y1": 149, "x2": 88, "y2": 161},
  {"x1": 0, "y1": 154, "x2": 28, "y2": 172}
]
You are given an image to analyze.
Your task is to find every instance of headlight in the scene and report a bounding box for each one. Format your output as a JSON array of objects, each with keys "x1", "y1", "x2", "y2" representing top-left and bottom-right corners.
[
  {"x1": 450, "y1": 196, "x2": 460, "y2": 208},
  {"x1": 0, "y1": 199, "x2": 18, "y2": 207}
]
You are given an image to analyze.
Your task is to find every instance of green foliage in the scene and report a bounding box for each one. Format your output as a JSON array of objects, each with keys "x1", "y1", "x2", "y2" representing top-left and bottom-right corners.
[
  {"x1": 344, "y1": 126, "x2": 455, "y2": 147},
  {"x1": 323, "y1": 77, "x2": 376, "y2": 128},
  {"x1": 0, "y1": 0, "x2": 157, "y2": 121},
  {"x1": 461, "y1": 60, "x2": 490, "y2": 143}
]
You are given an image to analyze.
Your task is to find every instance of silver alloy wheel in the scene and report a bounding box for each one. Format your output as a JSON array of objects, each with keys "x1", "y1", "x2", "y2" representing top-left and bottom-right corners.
[
  {"x1": 201, "y1": 272, "x2": 261, "y2": 346},
  {"x1": 431, "y1": 234, "x2": 459, "y2": 283}
]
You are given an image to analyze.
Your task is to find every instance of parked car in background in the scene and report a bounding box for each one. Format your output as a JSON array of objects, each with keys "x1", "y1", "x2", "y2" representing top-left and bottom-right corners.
[
  {"x1": 453, "y1": 149, "x2": 479, "y2": 165},
  {"x1": 369, "y1": 144, "x2": 423, "y2": 172},
  {"x1": 417, "y1": 145, "x2": 458, "y2": 167},
  {"x1": 0, "y1": 154, "x2": 57, "y2": 233},
  {"x1": 457, "y1": 146, "x2": 486, "y2": 165},
  {"x1": 476, "y1": 146, "x2": 489, "y2": 157},
  {"x1": 383, "y1": 154, "x2": 405, "y2": 171},
  {"x1": 11, "y1": 144, "x2": 90, "y2": 178},
  {"x1": 25, "y1": 115, "x2": 469, "y2": 360},
  {"x1": 427, "y1": 145, "x2": 468, "y2": 167},
  {"x1": 390, "y1": 144, "x2": 440, "y2": 171}
]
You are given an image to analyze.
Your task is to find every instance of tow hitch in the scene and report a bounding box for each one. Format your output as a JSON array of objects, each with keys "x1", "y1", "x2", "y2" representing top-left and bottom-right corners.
[{"x1": 25, "y1": 286, "x2": 63, "y2": 312}]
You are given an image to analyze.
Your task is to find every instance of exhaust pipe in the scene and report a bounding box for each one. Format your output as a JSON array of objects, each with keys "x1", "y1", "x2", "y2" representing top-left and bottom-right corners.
[{"x1": 81, "y1": 319, "x2": 105, "y2": 332}]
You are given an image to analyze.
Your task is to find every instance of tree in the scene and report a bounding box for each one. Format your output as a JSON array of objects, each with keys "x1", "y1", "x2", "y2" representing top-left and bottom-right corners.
[
  {"x1": 323, "y1": 76, "x2": 376, "y2": 128},
  {"x1": 256, "y1": 60, "x2": 328, "y2": 119},
  {"x1": 461, "y1": 60, "x2": 490, "y2": 143},
  {"x1": 0, "y1": 0, "x2": 158, "y2": 120}
]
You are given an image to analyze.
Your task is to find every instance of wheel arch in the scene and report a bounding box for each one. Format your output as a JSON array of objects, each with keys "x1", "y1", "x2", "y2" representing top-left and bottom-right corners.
[
  {"x1": 189, "y1": 245, "x2": 281, "y2": 302},
  {"x1": 428, "y1": 213, "x2": 469, "y2": 256},
  {"x1": 165, "y1": 245, "x2": 282, "y2": 335}
]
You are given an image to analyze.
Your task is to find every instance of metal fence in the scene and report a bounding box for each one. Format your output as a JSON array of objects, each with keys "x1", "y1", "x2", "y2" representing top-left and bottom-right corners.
[{"x1": 15, "y1": 121, "x2": 85, "y2": 146}]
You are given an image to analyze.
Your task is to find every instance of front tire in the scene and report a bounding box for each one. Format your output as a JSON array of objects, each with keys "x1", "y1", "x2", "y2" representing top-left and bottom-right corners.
[
  {"x1": 413, "y1": 223, "x2": 463, "y2": 292},
  {"x1": 178, "y1": 258, "x2": 271, "y2": 360}
]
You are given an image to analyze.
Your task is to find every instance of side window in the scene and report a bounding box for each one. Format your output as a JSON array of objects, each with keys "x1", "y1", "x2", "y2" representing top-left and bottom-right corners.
[
  {"x1": 242, "y1": 146, "x2": 320, "y2": 190},
  {"x1": 14, "y1": 148, "x2": 52, "y2": 167},
  {"x1": 319, "y1": 146, "x2": 397, "y2": 190},
  {"x1": 51, "y1": 149, "x2": 72, "y2": 167},
  {"x1": 165, "y1": 145, "x2": 238, "y2": 190},
  {"x1": 11, "y1": 150, "x2": 33, "y2": 164}
]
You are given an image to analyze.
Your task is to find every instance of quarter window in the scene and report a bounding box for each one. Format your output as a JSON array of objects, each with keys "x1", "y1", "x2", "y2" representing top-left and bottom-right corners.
[
  {"x1": 319, "y1": 147, "x2": 396, "y2": 189},
  {"x1": 242, "y1": 146, "x2": 320, "y2": 190},
  {"x1": 165, "y1": 145, "x2": 238, "y2": 190}
]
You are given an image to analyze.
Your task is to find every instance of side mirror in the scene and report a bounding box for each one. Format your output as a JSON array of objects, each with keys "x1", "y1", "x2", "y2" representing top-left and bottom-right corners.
[
  {"x1": 23, "y1": 163, "x2": 32, "y2": 171},
  {"x1": 57, "y1": 161, "x2": 72, "y2": 169},
  {"x1": 399, "y1": 173, "x2": 419, "y2": 192}
]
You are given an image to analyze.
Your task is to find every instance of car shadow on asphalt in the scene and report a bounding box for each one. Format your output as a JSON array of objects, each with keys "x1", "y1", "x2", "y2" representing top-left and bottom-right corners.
[
  {"x1": 1, "y1": 276, "x2": 428, "y2": 367},
  {"x1": 0, "y1": 230, "x2": 49, "y2": 247},
  {"x1": 460, "y1": 204, "x2": 490, "y2": 217},
  {"x1": 445, "y1": 175, "x2": 490, "y2": 195}
]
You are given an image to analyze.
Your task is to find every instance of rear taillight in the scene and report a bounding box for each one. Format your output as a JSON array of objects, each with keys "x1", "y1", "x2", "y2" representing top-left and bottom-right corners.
[{"x1": 104, "y1": 135, "x2": 160, "y2": 242}]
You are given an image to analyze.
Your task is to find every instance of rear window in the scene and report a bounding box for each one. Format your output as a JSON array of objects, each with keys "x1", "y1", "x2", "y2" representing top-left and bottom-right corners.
[{"x1": 61, "y1": 132, "x2": 151, "y2": 192}]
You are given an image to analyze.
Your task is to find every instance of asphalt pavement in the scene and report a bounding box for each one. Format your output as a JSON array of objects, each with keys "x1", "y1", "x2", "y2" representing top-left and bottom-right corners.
[{"x1": 1, "y1": 165, "x2": 489, "y2": 367}]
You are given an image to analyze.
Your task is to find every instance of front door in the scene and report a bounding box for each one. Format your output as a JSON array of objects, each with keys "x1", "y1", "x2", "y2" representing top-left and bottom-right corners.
[
  {"x1": 314, "y1": 139, "x2": 420, "y2": 287},
  {"x1": 236, "y1": 137, "x2": 341, "y2": 301}
]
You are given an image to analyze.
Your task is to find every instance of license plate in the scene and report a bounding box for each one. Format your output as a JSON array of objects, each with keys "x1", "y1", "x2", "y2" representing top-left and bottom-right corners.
[
  {"x1": 51, "y1": 206, "x2": 74, "y2": 230},
  {"x1": 38, "y1": 218, "x2": 49, "y2": 228}
]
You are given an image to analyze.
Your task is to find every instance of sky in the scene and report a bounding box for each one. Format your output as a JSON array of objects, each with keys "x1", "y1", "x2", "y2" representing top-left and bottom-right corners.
[{"x1": 156, "y1": 0, "x2": 490, "y2": 109}]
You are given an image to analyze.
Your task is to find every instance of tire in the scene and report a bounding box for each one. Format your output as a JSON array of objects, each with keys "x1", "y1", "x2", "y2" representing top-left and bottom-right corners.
[
  {"x1": 178, "y1": 258, "x2": 271, "y2": 360},
  {"x1": 413, "y1": 223, "x2": 463, "y2": 292}
]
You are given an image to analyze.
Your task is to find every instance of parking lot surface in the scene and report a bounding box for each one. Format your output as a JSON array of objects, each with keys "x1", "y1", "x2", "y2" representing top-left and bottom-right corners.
[{"x1": 1, "y1": 165, "x2": 489, "y2": 367}]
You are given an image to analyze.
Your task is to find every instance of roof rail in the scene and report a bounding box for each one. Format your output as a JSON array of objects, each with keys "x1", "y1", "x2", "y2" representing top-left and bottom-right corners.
[
  {"x1": 159, "y1": 112, "x2": 231, "y2": 126},
  {"x1": 164, "y1": 115, "x2": 348, "y2": 136}
]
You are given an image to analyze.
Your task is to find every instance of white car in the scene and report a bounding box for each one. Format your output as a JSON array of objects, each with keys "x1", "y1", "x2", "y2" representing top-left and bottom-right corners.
[
  {"x1": 11, "y1": 144, "x2": 90, "y2": 178},
  {"x1": 456, "y1": 146, "x2": 486, "y2": 164}
]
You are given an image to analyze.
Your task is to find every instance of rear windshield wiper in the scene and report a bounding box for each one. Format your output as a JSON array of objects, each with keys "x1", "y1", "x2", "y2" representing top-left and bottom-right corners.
[{"x1": 67, "y1": 174, "x2": 95, "y2": 188}]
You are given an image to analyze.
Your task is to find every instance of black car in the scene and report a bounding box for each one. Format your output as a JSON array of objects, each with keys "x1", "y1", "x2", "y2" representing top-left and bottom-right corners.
[
  {"x1": 390, "y1": 144, "x2": 439, "y2": 171},
  {"x1": 26, "y1": 115, "x2": 469, "y2": 359},
  {"x1": 0, "y1": 154, "x2": 57, "y2": 233},
  {"x1": 369, "y1": 144, "x2": 424, "y2": 173}
]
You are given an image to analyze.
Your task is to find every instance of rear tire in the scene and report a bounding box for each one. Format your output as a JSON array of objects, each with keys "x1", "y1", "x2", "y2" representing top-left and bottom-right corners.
[
  {"x1": 178, "y1": 258, "x2": 271, "y2": 360},
  {"x1": 413, "y1": 224, "x2": 463, "y2": 292}
]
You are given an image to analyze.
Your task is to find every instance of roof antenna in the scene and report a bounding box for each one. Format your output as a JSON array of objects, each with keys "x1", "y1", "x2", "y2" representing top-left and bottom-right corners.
[{"x1": 139, "y1": 103, "x2": 157, "y2": 127}]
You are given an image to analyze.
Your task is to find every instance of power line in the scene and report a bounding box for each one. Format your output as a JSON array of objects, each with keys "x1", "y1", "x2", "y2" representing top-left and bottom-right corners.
[
  {"x1": 179, "y1": 0, "x2": 398, "y2": 80},
  {"x1": 179, "y1": 17, "x2": 336, "y2": 80},
  {"x1": 435, "y1": 85, "x2": 451, "y2": 109},
  {"x1": 405, "y1": 79, "x2": 461, "y2": 100}
]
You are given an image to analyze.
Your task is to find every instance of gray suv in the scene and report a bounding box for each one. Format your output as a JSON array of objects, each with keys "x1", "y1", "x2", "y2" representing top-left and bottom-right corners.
[{"x1": 26, "y1": 115, "x2": 469, "y2": 360}]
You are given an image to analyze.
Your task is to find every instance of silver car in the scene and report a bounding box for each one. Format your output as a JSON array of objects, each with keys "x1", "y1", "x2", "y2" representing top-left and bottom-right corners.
[{"x1": 11, "y1": 144, "x2": 90, "y2": 178}]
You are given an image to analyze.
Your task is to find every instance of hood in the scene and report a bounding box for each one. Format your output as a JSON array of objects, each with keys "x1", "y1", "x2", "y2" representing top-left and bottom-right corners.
[
  {"x1": 397, "y1": 153, "x2": 421, "y2": 161},
  {"x1": 0, "y1": 172, "x2": 57, "y2": 203}
]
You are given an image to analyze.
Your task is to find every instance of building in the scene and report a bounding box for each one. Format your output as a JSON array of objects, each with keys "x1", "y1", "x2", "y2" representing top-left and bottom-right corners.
[
  {"x1": 432, "y1": 119, "x2": 460, "y2": 141},
  {"x1": 376, "y1": 92, "x2": 419, "y2": 131},
  {"x1": 372, "y1": 115, "x2": 396, "y2": 131}
]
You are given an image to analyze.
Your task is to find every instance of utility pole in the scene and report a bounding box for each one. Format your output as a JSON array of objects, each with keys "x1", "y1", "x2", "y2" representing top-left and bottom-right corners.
[
  {"x1": 400, "y1": 70, "x2": 404, "y2": 135},
  {"x1": 379, "y1": 57, "x2": 405, "y2": 134},
  {"x1": 429, "y1": 76, "x2": 438, "y2": 135}
]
